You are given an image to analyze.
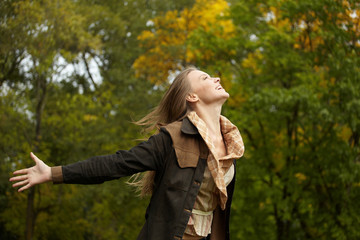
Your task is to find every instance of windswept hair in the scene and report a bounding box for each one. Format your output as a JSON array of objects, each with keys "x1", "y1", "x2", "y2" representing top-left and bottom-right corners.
[{"x1": 128, "y1": 66, "x2": 197, "y2": 196}]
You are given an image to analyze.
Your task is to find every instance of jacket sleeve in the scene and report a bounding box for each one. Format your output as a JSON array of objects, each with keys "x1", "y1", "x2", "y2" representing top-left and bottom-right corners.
[{"x1": 53, "y1": 130, "x2": 172, "y2": 185}]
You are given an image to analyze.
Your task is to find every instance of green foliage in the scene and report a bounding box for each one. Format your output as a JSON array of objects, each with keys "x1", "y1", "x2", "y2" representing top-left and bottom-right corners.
[
  {"x1": 0, "y1": 0, "x2": 193, "y2": 239},
  {"x1": 1, "y1": 0, "x2": 359, "y2": 239},
  {"x1": 227, "y1": 0, "x2": 360, "y2": 239}
]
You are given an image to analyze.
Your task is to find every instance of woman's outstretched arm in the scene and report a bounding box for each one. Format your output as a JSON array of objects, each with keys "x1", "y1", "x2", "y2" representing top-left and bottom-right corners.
[
  {"x1": 9, "y1": 130, "x2": 171, "y2": 188},
  {"x1": 9, "y1": 152, "x2": 52, "y2": 192}
]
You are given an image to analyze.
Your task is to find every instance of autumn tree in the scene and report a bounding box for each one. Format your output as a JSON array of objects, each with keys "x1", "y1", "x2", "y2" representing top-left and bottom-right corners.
[
  {"x1": 133, "y1": 0, "x2": 236, "y2": 85},
  {"x1": 1, "y1": 0, "x2": 197, "y2": 239},
  {"x1": 133, "y1": 0, "x2": 360, "y2": 239},
  {"x1": 2, "y1": 0, "x2": 359, "y2": 239},
  {"x1": 0, "y1": 0, "x2": 105, "y2": 238},
  {"x1": 228, "y1": 0, "x2": 360, "y2": 239}
]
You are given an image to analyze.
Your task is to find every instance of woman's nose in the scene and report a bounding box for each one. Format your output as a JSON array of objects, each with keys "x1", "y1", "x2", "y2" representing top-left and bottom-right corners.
[{"x1": 214, "y1": 77, "x2": 220, "y2": 83}]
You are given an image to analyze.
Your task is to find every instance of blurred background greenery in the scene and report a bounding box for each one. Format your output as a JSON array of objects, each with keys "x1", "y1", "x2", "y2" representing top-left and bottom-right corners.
[{"x1": 0, "y1": 0, "x2": 359, "y2": 239}]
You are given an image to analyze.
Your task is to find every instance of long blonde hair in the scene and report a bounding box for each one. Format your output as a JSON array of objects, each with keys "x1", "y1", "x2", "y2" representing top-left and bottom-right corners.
[{"x1": 129, "y1": 66, "x2": 197, "y2": 196}]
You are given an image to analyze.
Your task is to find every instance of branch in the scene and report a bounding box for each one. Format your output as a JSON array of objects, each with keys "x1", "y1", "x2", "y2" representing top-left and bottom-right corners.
[{"x1": 82, "y1": 52, "x2": 98, "y2": 91}]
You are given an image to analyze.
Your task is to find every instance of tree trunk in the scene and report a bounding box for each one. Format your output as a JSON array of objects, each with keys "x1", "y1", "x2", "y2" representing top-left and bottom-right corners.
[
  {"x1": 25, "y1": 187, "x2": 36, "y2": 240},
  {"x1": 25, "y1": 74, "x2": 47, "y2": 240}
]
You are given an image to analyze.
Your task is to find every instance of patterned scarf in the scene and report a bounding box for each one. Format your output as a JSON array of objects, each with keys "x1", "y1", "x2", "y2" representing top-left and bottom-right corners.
[{"x1": 187, "y1": 111, "x2": 245, "y2": 210}]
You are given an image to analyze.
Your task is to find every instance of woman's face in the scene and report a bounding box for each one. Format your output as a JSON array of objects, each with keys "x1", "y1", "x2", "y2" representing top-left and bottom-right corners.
[{"x1": 187, "y1": 70, "x2": 229, "y2": 105}]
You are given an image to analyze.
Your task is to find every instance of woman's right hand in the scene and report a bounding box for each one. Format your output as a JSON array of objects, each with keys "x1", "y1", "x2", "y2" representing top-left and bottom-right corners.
[{"x1": 9, "y1": 152, "x2": 52, "y2": 192}]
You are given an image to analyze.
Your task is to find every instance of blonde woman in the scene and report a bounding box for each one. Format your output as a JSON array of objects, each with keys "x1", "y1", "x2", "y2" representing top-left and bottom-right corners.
[{"x1": 10, "y1": 67, "x2": 244, "y2": 240}]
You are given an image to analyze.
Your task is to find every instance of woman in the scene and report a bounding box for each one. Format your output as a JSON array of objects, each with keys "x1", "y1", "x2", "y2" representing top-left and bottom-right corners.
[{"x1": 10, "y1": 67, "x2": 244, "y2": 240}]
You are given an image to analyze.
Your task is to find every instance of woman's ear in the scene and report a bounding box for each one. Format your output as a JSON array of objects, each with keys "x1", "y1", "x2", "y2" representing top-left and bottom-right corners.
[{"x1": 186, "y1": 93, "x2": 199, "y2": 103}]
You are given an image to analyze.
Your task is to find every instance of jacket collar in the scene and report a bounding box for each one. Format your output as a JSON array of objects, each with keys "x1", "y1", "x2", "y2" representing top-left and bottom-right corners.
[{"x1": 181, "y1": 117, "x2": 199, "y2": 135}]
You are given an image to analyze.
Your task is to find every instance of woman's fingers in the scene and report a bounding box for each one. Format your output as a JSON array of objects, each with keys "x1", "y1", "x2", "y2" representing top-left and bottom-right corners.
[
  {"x1": 18, "y1": 183, "x2": 31, "y2": 192},
  {"x1": 30, "y1": 152, "x2": 40, "y2": 163},
  {"x1": 9, "y1": 169, "x2": 29, "y2": 191},
  {"x1": 12, "y1": 179, "x2": 29, "y2": 188},
  {"x1": 12, "y1": 168, "x2": 28, "y2": 176},
  {"x1": 9, "y1": 174, "x2": 28, "y2": 182}
]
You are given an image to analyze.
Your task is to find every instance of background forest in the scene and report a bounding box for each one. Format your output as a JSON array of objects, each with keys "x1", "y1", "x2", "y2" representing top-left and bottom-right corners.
[{"x1": 0, "y1": 0, "x2": 359, "y2": 239}]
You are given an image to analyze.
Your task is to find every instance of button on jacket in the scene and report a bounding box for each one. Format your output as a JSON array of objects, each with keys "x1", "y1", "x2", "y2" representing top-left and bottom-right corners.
[{"x1": 51, "y1": 117, "x2": 236, "y2": 240}]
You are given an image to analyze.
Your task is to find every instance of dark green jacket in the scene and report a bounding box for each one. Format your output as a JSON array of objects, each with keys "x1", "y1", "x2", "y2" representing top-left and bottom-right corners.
[{"x1": 52, "y1": 117, "x2": 236, "y2": 240}]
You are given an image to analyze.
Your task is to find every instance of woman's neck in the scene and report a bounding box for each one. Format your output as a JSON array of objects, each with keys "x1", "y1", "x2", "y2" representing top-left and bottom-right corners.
[{"x1": 194, "y1": 104, "x2": 222, "y2": 137}]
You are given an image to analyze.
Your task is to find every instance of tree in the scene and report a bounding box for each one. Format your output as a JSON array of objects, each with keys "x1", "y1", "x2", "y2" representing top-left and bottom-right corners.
[
  {"x1": 0, "y1": 0, "x2": 102, "y2": 239},
  {"x1": 133, "y1": 0, "x2": 360, "y2": 239},
  {"x1": 3, "y1": 0, "x2": 359, "y2": 239},
  {"x1": 1, "y1": 0, "x2": 198, "y2": 239},
  {"x1": 133, "y1": 0, "x2": 236, "y2": 85},
  {"x1": 227, "y1": 0, "x2": 360, "y2": 239}
]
